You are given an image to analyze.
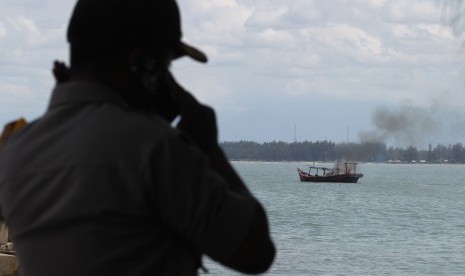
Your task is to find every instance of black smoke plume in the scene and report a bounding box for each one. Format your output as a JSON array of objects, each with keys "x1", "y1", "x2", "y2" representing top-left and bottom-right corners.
[{"x1": 359, "y1": 102, "x2": 463, "y2": 147}]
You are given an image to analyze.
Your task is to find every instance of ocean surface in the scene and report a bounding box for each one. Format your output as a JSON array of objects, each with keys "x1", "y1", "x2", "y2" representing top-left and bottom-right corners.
[{"x1": 201, "y1": 162, "x2": 465, "y2": 276}]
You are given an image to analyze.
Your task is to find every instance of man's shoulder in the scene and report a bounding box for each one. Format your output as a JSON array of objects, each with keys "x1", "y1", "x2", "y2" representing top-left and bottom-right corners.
[{"x1": 92, "y1": 108, "x2": 174, "y2": 140}]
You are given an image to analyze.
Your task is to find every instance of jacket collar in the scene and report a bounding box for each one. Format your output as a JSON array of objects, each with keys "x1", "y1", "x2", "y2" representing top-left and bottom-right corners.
[{"x1": 47, "y1": 81, "x2": 129, "y2": 111}]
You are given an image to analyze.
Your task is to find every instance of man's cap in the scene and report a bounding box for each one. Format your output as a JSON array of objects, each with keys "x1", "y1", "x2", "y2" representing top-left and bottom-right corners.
[{"x1": 67, "y1": 0, "x2": 207, "y2": 63}]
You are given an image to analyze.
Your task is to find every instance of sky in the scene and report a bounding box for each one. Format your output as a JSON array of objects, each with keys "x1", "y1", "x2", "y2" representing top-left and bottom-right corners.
[{"x1": 1, "y1": 0, "x2": 465, "y2": 149}]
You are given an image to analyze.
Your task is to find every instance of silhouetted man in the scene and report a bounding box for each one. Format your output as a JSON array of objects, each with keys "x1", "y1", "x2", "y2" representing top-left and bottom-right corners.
[{"x1": 0, "y1": 0, "x2": 275, "y2": 275}]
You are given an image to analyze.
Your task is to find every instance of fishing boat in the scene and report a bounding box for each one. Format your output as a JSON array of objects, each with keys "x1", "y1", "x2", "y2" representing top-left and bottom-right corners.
[{"x1": 297, "y1": 161, "x2": 363, "y2": 183}]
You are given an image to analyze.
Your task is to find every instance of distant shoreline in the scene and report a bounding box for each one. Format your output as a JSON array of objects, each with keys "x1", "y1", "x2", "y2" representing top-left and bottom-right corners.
[{"x1": 221, "y1": 141, "x2": 465, "y2": 164}]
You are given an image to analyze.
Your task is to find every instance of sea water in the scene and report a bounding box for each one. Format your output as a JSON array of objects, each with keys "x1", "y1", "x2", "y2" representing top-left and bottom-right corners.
[{"x1": 202, "y1": 162, "x2": 465, "y2": 275}]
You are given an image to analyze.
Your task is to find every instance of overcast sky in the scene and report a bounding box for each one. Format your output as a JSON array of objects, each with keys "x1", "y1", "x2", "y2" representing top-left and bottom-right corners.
[{"x1": 1, "y1": 0, "x2": 465, "y2": 148}]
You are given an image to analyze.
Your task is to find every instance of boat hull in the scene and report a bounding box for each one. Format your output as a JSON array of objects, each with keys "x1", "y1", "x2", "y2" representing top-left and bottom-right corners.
[{"x1": 297, "y1": 168, "x2": 363, "y2": 183}]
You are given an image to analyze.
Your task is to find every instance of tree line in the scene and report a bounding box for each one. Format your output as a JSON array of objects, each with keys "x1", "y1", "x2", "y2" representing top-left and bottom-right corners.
[{"x1": 219, "y1": 140, "x2": 465, "y2": 163}]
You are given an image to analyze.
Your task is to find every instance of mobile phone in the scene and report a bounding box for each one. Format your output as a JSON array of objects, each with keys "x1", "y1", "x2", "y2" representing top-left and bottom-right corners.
[{"x1": 134, "y1": 55, "x2": 180, "y2": 122}]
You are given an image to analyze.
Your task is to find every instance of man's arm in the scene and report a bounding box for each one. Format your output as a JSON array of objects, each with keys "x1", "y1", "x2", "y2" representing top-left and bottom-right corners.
[
  {"x1": 170, "y1": 74, "x2": 275, "y2": 273},
  {"x1": 206, "y1": 145, "x2": 275, "y2": 274},
  {"x1": 223, "y1": 202, "x2": 275, "y2": 274}
]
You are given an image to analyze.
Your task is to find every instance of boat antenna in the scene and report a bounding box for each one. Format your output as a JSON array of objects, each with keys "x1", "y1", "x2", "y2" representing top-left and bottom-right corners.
[
  {"x1": 294, "y1": 124, "x2": 297, "y2": 143},
  {"x1": 347, "y1": 126, "x2": 350, "y2": 143}
]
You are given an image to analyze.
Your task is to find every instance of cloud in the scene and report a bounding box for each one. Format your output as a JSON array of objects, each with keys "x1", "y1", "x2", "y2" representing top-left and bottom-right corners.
[
  {"x1": 245, "y1": 6, "x2": 288, "y2": 28},
  {"x1": 0, "y1": 83, "x2": 37, "y2": 113},
  {"x1": 283, "y1": 0, "x2": 322, "y2": 25},
  {"x1": 175, "y1": 0, "x2": 463, "y2": 115},
  {"x1": 6, "y1": 16, "x2": 40, "y2": 36},
  {"x1": 245, "y1": 0, "x2": 321, "y2": 28},
  {"x1": 355, "y1": 0, "x2": 389, "y2": 8},
  {"x1": 390, "y1": 23, "x2": 454, "y2": 40},
  {"x1": 383, "y1": 0, "x2": 441, "y2": 23},
  {"x1": 182, "y1": 0, "x2": 252, "y2": 43},
  {"x1": 0, "y1": 83, "x2": 31, "y2": 97},
  {"x1": 256, "y1": 28, "x2": 295, "y2": 47},
  {"x1": 2, "y1": 15, "x2": 65, "y2": 49},
  {"x1": 416, "y1": 24, "x2": 454, "y2": 40},
  {"x1": 301, "y1": 24, "x2": 383, "y2": 60},
  {"x1": 0, "y1": 25, "x2": 6, "y2": 38},
  {"x1": 390, "y1": 24, "x2": 418, "y2": 38}
]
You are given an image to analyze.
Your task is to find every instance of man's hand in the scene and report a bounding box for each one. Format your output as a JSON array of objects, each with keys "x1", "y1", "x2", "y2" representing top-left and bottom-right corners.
[{"x1": 164, "y1": 72, "x2": 218, "y2": 153}]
